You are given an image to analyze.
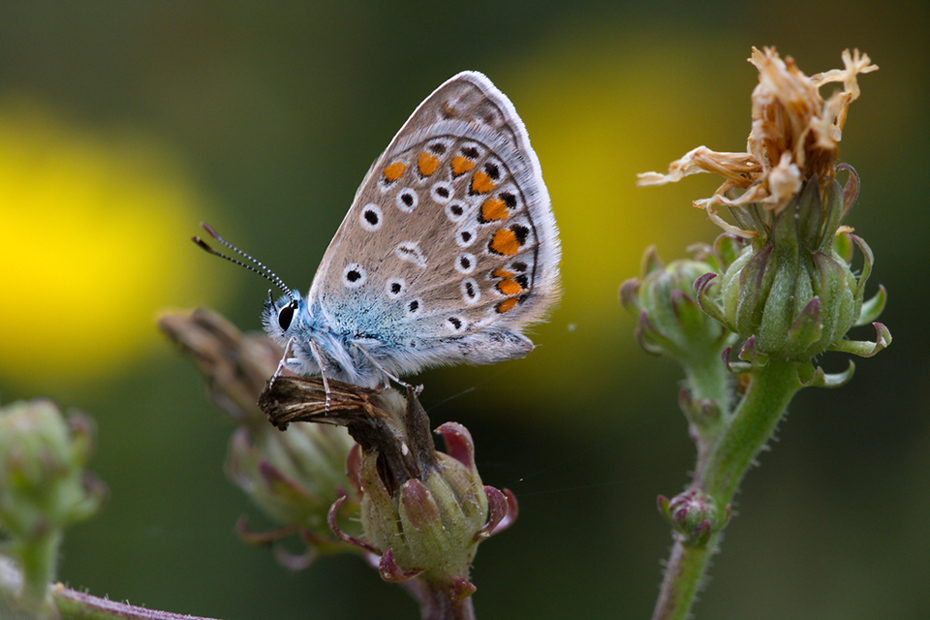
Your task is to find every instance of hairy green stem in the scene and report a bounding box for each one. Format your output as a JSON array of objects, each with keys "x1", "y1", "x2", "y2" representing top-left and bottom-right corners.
[
  {"x1": 652, "y1": 358, "x2": 803, "y2": 620},
  {"x1": 652, "y1": 541, "x2": 713, "y2": 620},
  {"x1": 698, "y1": 359, "x2": 802, "y2": 497},
  {"x1": 683, "y1": 351, "x2": 732, "y2": 407}
]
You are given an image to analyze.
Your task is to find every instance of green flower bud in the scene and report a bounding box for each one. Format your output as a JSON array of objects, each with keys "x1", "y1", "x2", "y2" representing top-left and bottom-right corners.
[
  {"x1": 226, "y1": 422, "x2": 359, "y2": 557},
  {"x1": 0, "y1": 399, "x2": 104, "y2": 537},
  {"x1": 358, "y1": 422, "x2": 491, "y2": 595},
  {"x1": 0, "y1": 400, "x2": 105, "y2": 614},
  {"x1": 269, "y1": 386, "x2": 520, "y2": 606},
  {"x1": 658, "y1": 489, "x2": 730, "y2": 548},
  {"x1": 621, "y1": 247, "x2": 731, "y2": 364},
  {"x1": 715, "y1": 177, "x2": 868, "y2": 361}
]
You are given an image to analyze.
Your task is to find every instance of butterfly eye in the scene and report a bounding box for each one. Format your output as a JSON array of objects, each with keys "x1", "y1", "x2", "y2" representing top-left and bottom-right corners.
[{"x1": 278, "y1": 300, "x2": 299, "y2": 331}]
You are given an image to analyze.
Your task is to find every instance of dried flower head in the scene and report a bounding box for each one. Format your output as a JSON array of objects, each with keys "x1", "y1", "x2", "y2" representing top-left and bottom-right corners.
[{"x1": 638, "y1": 47, "x2": 877, "y2": 237}]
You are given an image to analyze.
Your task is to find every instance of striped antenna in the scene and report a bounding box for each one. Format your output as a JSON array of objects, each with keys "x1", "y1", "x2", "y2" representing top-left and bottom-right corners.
[{"x1": 192, "y1": 222, "x2": 291, "y2": 295}]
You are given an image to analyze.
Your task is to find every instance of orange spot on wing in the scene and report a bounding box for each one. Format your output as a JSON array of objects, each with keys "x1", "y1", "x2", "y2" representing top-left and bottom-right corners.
[
  {"x1": 497, "y1": 278, "x2": 523, "y2": 296},
  {"x1": 417, "y1": 152, "x2": 441, "y2": 177},
  {"x1": 471, "y1": 171, "x2": 494, "y2": 194},
  {"x1": 492, "y1": 268, "x2": 514, "y2": 279},
  {"x1": 451, "y1": 155, "x2": 474, "y2": 176},
  {"x1": 480, "y1": 197, "x2": 508, "y2": 222},
  {"x1": 382, "y1": 161, "x2": 407, "y2": 182},
  {"x1": 489, "y1": 229, "x2": 519, "y2": 255},
  {"x1": 496, "y1": 298, "x2": 517, "y2": 313}
]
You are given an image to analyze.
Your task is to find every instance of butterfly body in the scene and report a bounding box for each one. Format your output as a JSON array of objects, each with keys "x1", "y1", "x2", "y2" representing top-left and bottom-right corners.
[{"x1": 260, "y1": 71, "x2": 559, "y2": 388}]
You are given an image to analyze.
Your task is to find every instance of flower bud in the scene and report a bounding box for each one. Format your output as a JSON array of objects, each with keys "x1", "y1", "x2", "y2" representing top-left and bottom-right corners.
[
  {"x1": 272, "y1": 385, "x2": 521, "y2": 605},
  {"x1": 658, "y1": 489, "x2": 730, "y2": 548},
  {"x1": 621, "y1": 247, "x2": 730, "y2": 364},
  {"x1": 360, "y1": 423, "x2": 492, "y2": 596},
  {"x1": 225, "y1": 422, "x2": 359, "y2": 558},
  {"x1": 0, "y1": 399, "x2": 105, "y2": 613},
  {"x1": 0, "y1": 400, "x2": 104, "y2": 540},
  {"x1": 716, "y1": 177, "x2": 866, "y2": 361}
]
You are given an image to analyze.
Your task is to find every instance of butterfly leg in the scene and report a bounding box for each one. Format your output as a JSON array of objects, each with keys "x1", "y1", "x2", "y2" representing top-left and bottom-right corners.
[
  {"x1": 306, "y1": 339, "x2": 333, "y2": 412},
  {"x1": 352, "y1": 342, "x2": 423, "y2": 395},
  {"x1": 271, "y1": 336, "x2": 296, "y2": 385}
]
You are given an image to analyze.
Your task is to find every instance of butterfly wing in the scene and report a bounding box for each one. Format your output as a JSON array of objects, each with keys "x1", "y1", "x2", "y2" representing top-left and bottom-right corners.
[{"x1": 308, "y1": 71, "x2": 559, "y2": 375}]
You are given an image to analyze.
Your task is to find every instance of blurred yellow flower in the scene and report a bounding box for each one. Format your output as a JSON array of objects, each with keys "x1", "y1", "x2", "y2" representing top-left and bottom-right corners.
[{"x1": 0, "y1": 96, "x2": 226, "y2": 390}]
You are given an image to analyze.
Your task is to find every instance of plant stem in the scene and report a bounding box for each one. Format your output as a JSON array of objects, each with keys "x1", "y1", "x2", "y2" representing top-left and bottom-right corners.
[
  {"x1": 18, "y1": 531, "x2": 62, "y2": 611},
  {"x1": 653, "y1": 358, "x2": 803, "y2": 620},
  {"x1": 683, "y1": 350, "x2": 732, "y2": 408},
  {"x1": 54, "y1": 587, "x2": 227, "y2": 620},
  {"x1": 405, "y1": 578, "x2": 476, "y2": 620},
  {"x1": 652, "y1": 541, "x2": 713, "y2": 620},
  {"x1": 698, "y1": 359, "x2": 802, "y2": 498},
  {"x1": 1, "y1": 557, "x2": 227, "y2": 620}
]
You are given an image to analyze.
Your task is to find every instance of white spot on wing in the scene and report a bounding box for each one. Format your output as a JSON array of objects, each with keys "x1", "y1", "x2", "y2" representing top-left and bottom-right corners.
[
  {"x1": 445, "y1": 200, "x2": 467, "y2": 223},
  {"x1": 455, "y1": 225, "x2": 477, "y2": 248},
  {"x1": 342, "y1": 263, "x2": 367, "y2": 288},
  {"x1": 461, "y1": 278, "x2": 480, "y2": 305},
  {"x1": 446, "y1": 315, "x2": 468, "y2": 333},
  {"x1": 386, "y1": 278, "x2": 406, "y2": 299},
  {"x1": 396, "y1": 242, "x2": 427, "y2": 268},
  {"x1": 431, "y1": 181, "x2": 454, "y2": 203},
  {"x1": 455, "y1": 252, "x2": 476, "y2": 274},
  {"x1": 359, "y1": 204, "x2": 383, "y2": 231},
  {"x1": 404, "y1": 298, "x2": 424, "y2": 318},
  {"x1": 396, "y1": 188, "x2": 418, "y2": 213}
]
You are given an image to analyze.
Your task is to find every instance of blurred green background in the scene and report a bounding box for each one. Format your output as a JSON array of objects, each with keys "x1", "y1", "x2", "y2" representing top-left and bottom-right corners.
[{"x1": 1, "y1": 2, "x2": 927, "y2": 619}]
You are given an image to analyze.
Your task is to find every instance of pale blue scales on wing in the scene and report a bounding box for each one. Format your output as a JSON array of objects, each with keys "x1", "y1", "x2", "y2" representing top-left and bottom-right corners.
[{"x1": 198, "y1": 72, "x2": 560, "y2": 389}]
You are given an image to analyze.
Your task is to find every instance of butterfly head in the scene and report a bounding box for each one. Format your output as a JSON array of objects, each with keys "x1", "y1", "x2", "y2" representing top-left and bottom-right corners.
[
  {"x1": 192, "y1": 222, "x2": 302, "y2": 347},
  {"x1": 262, "y1": 290, "x2": 305, "y2": 346}
]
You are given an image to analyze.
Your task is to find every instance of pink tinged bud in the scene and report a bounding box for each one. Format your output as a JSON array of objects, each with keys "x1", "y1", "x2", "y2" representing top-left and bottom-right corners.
[
  {"x1": 399, "y1": 479, "x2": 444, "y2": 536},
  {"x1": 379, "y1": 548, "x2": 423, "y2": 583},
  {"x1": 435, "y1": 422, "x2": 477, "y2": 469},
  {"x1": 658, "y1": 490, "x2": 731, "y2": 548},
  {"x1": 475, "y1": 486, "x2": 519, "y2": 541},
  {"x1": 449, "y1": 577, "x2": 478, "y2": 601},
  {"x1": 622, "y1": 248, "x2": 731, "y2": 362},
  {"x1": 261, "y1": 383, "x2": 505, "y2": 596},
  {"x1": 328, "y1": 495, "x2": 380, "y2": 555},
  {"x1": 226, "y1": 427, "x2": 345, "y2": 535}
]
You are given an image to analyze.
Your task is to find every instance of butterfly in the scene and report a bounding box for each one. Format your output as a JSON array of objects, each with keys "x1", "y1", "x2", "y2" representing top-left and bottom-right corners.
[{"x1": 196, "y1": 71, "x2": 560, "y2": 391}]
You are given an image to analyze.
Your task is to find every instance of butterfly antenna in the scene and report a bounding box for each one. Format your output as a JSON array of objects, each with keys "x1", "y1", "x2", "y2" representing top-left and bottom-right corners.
[{"x1": 192, "y1": 222, "x2": 291, "y2": 294}]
